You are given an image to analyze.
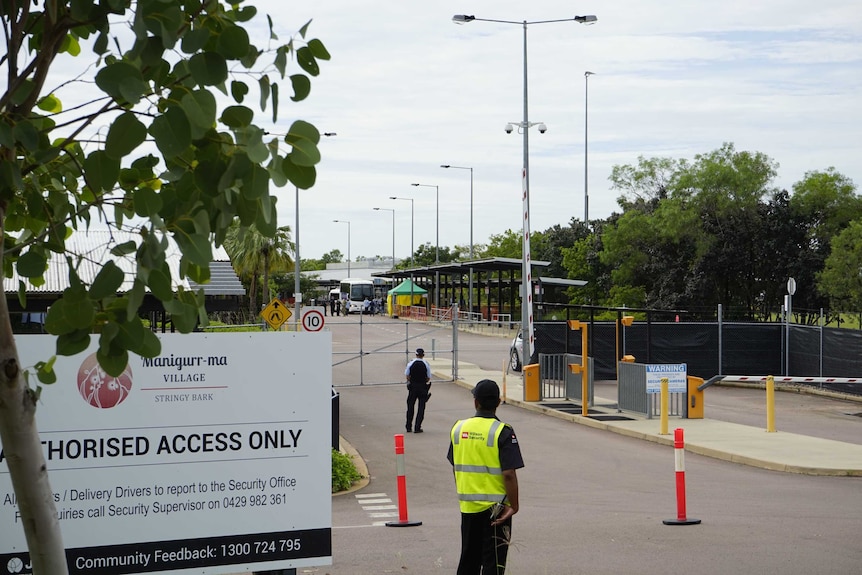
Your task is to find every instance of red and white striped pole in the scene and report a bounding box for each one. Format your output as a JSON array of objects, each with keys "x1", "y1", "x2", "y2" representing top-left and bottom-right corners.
[
  {"x1": 385, "y1": 434, "x2": 422, "y2": 527},
  {"x1": 663, "y1": 428, "x2": 701, "y2": 526}
]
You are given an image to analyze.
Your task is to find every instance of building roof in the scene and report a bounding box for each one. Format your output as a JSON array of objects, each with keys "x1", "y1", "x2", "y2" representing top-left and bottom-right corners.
[{"x1": 4, "y1": 230, "x2": 244, "y2": 296}]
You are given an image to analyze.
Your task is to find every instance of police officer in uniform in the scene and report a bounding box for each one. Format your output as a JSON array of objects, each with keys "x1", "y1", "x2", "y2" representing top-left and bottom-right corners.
[{"x1": 447, "y1": 379, "x2": 524, "y2": 574}]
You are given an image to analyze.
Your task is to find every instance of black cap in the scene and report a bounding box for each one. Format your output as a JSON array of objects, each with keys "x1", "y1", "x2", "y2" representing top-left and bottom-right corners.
[
  {"x1": 416, "y1": 348, "x2": 424, "y2": 356},
  {"x1": 472, "y1": 379, "x2": 500, "y2": 400}
]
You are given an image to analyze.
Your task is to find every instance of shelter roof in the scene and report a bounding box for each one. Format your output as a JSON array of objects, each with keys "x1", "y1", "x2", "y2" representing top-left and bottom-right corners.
[
  {"x1": 372, "y1": 256, "x2": 551, "y2": 279},
  {"x1": 4, "y1": 230, "x2": 244, "y2": 296}
]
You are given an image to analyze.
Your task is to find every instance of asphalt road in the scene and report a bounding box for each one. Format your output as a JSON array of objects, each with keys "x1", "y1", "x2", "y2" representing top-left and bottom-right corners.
[{"x1": 314, "y1": 315, "x2": 862, "y2": 574}]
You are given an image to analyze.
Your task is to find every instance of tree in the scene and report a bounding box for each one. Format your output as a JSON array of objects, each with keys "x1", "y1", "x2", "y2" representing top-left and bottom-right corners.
[
  {"x1": 480, "y1": 229, "x2": 522, "y2": 259},
  {"x1": 818, "y1": 220, "x2": 862, "y2": 312},
  {"x1": 0, "y1": 2, "x2": 328, "y2": 571},
  {"x1": 224, "y1": 224, "x2": 293, "y2": 314}
]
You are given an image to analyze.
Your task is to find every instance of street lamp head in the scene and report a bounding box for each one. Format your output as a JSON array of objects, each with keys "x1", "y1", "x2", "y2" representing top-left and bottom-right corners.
[
  {"x1": 323, "y1": 132, "x2": 337, "y2": 136},
  {"x1": 373, "y1": 208, "x2": 381, "y2": 211},
  {"x1": 452, "y1": 14, "x2": 475, "y2": 23},
  {"x1": 585, "y1": 70, "x2": 595, "y2": 77},
  {"x1": 440, "y1": 164, "x2": 451, "y2": 168},
  {"x1": 411, "y1": 183, "x2": 419, "y2": 187},
  {"x1": 575, "y1": 15, "x2": 598, "y2": 24}
]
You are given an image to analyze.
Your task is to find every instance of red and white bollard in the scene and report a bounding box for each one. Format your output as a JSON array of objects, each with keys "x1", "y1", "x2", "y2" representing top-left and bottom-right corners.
[
  {"x1": 663, "y1": 428, "x2": 701, "y2": 526},
  {"x1": 385, "y1": 434, "x2": 422, "y2": 527}
]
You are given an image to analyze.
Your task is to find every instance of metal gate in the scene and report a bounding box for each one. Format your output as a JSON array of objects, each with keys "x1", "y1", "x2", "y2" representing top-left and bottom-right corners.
[
  {"x1": 538, "y1": 353, "x2": 594, "y2": 405},
  {"x1": 328, "y1": 314, "x2": 455, "y2": 387}
]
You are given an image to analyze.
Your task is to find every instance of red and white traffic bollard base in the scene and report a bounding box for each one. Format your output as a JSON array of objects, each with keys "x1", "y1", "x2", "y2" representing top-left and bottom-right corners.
[
  {"x1": 385, "y1": 434, "x2": 422, "y2": 527},
  {"x1": 663, "y1": 428, "x2": 701, "y2": 526}
]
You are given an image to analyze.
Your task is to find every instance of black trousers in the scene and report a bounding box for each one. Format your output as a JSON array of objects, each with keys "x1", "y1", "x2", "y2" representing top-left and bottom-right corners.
[
  {"x1": 458, "y1": 506, "x2": 512, "y2": 574},
  {"x1": 405, "y1": 383, "x2": 429, "y2": 430}
]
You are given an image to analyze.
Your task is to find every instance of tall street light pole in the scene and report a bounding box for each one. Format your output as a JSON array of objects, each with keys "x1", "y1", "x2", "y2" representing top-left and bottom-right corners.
[
  {"x1": 389, "y1": 196, "x2": 414, "y2": 265},
  {"x1": 441, "y1": 164, "x2": 474, "y2": 314},
  {"x1": 295, "y1": 132, "x2": 336, "y2": 329},
  {"x1": 373, "y1": 207, "x2": 396, "y2": 271},
  {"x1": 453, "y1": 13, "x2": 597, "y2": 374},
  {"x1": 410, "y1": 183, "x2": 439, "y2": 263},
  {"x1": 584, "y1": 71, "x2": 595, "y2": 225},
  {"x1": 390, "y1": 196, "x2": 416, "y2": 316},
  {"x1": 332, "y1": 220, "x2": 351, "y2": 277},
  {"x1": 411, "y1": 182, "x2": 440, "y2": 309}
]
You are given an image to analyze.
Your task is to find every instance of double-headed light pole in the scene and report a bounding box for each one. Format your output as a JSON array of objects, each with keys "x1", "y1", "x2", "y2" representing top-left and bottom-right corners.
[{"x1": 452, "y1": 12, "x2": 597, "y2": 371}]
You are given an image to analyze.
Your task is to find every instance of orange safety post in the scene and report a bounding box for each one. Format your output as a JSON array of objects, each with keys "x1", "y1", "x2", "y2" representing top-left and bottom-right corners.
[
  {"x1": 385, "y1": 434, "x2": 422, "y2": 527},
  {"x1": 663, "y1": 428, "x2": 701, "y2": 526}
]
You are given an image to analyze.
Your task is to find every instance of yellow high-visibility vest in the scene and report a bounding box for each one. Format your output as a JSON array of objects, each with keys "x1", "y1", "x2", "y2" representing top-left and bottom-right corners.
[{"x1": 451, "y1": 417, "x2": 507, "y2": 513}]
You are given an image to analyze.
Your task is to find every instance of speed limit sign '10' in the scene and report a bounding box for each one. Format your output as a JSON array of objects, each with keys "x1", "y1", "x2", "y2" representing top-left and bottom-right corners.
[{"x1": 302, "y1": 309, "x2": 325, "y2": 332}]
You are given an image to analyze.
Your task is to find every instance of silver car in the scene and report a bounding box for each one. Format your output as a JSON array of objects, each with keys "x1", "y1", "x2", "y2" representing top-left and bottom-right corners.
[{"x1": 508, "y1": 330, "x2": 523, "y2": 372}]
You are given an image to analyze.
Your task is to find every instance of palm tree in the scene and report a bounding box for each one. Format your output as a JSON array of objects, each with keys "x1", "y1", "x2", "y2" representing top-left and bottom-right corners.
[{"x1": 224, "y1": 223, "x2": 294, "y2": 317}]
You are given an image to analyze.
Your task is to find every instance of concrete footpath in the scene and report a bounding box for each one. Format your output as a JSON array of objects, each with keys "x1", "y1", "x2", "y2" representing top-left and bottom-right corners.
[{"x1": 434, "y1": 359, "x2": 862, "y2": 477}]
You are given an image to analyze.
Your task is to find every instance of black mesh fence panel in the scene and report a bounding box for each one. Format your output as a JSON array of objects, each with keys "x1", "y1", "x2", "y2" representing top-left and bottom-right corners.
[{"x1": 533, "y1": 317, "x2": 862, "y2": 383}]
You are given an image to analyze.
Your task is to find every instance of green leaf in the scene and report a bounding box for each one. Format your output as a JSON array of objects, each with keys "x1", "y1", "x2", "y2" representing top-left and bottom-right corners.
[
  {"x1": 105, "y1": 112, "x2": 147, "y2": 160},
  {"x1": 89, "y1": 261, "x2": 124, "y2": 300},
  {"x1": 56, "y1": 330, "x2": 91, "y2": 357},
  {"x1": 110, "y1": 241, "x2": 138, "y2": 257},
  {"x1": 189, "y1": 52, "x2": 228, "y2": 86},
  {"x1": 148, "y1": 106, "x2": 191, "y2": 158},
  {"x1": 35, "y1": 359, "x2": 57, "y2": 385},
  {"x1": 271, "y1": 83, "x2": 279, "y2": 123},
  {"x1": 296, "y1": 46, "x2": 320, "y2": 76},
  {"x1": 274, "y1": 46, "x2": 287, "y2": 77},
  {"x1": 289, "y1": 74, "x2": 311, "y2": 102},
  {"x1": 280, "y1": 156, "x2": 317, "y2": 189},
  {"x1": 220, "y1": 105, "x2": 253, "y2": 128},
  {"x1": 46, "y1": 296, "x2": 95, "y2": 335},
  {"x1": 241, "y1": 165, "x2": 269, "y2": 200},
  {"x1": 36, "y1": 94, "x2": 63, "y2": 113},
  {"x1": 181, "y1": 90, "x2": 217, "y2": 139},
  {"x1": 12, "y1": 120, "x2": 40, "y2": 151},
  {"x1": 147, "y1": 263, "x2": 173, "y2": 301},
  {"x1": 307, "y1": 38, "x2": 331, "y2": 61},
  {"x1": 95, "y1": 62, "x2": 148, "y2": 104},
  {"x1": 181, "y1": 28, "x2": 210, "y2": 53},
  {"x1": 17, "y1": 250, "x2": 47, "y2": 278},
  {"x1": 258, "y1": 75, "x2": 270, "y2": 112},
  {"x1": 230, "y1": 81, "x2": 248, "y2": 103},
  {"x1": 237, "y1": 126, "x2": 268, "y2": 163},
  {"x1": 134, "y1": 186, "x2": 163, "y2": 216},
  {"x1": 96, "y1": 344, "x2": 129, "y2": 378},
  {"x1": 59, "y1": 34, "x2": 81, "y2": 56},
  {"x1": 235, "y1": 5, "x2": 257, "y2": 22},
  {"x1": 135, "y1": 328, "x2": 161, "y2": 358},
  {"x1": 285, "y1": 120, "x2": 321, "y2": 167},
  {"x1": 83, "y1": 150, "x2": 120, "y2": 193},
  {"x1": 216, "y1": 25, "x2": 251, "y2": 60}
]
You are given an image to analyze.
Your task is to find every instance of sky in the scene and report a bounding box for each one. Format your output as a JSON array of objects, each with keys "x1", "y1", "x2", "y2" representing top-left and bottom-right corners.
[{"x1": 43, "y1": 1, "x2": 862, "y2": 263}]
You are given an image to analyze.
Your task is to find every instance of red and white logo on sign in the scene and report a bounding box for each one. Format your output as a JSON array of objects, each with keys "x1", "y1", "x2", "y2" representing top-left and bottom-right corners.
[{"x1": 77, "y1": 353, "x2": 133, "y2": 409}]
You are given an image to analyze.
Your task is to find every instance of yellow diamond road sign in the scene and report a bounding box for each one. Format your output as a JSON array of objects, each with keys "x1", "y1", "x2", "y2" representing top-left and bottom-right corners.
[{"x1": 262, "y1": 298, "x2": 292, "y2": 330}]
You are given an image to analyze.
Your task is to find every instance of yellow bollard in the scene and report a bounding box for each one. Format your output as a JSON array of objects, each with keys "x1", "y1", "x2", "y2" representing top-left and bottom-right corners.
[
  {"x1": 660, "y1": 377, "x2": 670, "y2": 435},
  {"x1": 766, "y1": 375, "x2": 776, "y2": 432}
]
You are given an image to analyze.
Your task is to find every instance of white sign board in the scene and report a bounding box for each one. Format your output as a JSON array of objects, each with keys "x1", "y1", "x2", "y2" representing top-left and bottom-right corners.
[
  {"x1": 645, "y1": 363, "x2": 688, "y2": 394},
  {"x1": 1, "y1": 332, "x2": 332, "y2": 575}
]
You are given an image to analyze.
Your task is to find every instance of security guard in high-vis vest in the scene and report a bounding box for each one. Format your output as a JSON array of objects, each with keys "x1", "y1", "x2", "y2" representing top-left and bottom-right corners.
[{"x1": 447, "y1": 379, "x2": 524, "y2": 575}]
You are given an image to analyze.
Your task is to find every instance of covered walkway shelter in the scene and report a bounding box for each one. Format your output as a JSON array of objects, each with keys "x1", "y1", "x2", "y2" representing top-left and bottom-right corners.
[{"x1": 373, "y1": 257, "x2": 563, "y2": 323}]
